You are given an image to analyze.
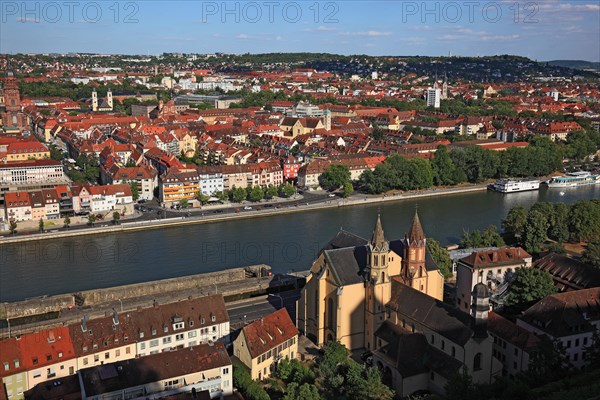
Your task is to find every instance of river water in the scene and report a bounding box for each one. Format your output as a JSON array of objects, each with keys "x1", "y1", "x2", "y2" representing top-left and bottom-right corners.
[{"x1": 1, "y1": 186, "x2": 598, "y2": 302}]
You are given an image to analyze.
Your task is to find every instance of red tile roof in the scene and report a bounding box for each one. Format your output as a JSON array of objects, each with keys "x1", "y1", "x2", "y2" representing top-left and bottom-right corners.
[
  {"x1": 17, "y1": 326, "x2": 76, "y2": 369},
  {"x1": 241, "y1": 309, "x2": 298, "y2": 359}
]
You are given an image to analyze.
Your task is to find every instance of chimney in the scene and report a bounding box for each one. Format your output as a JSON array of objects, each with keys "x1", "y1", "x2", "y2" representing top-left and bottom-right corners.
[{"x1": 81, "y1": 314, "x2": 88, "y2": 332}]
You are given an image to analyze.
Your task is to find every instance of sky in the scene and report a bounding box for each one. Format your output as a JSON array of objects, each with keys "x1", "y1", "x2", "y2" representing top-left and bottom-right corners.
[{"x1": 0, "y1": 0, "x2": 599, "y2": 61}]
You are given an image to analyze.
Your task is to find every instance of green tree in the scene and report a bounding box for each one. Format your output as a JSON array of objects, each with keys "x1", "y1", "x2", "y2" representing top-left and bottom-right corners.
[
  {"x1": 432, "y1": 145, "x2": 462, "y2": 186},
  {"x1": 112, "y1": 211, "x2": 121, "y2": 224},
  {"x1": 320, "y1": 164, "x2": 351, "y2": 191},
  {"x1": 249, "y1": 186, "x2": 264, "y2": 202},
  {"x1": 524, "y1": 209, "x2": 549, "y2": 253},
  {"x1": 582, "y1": 239, "x2": 600, "y2": 269},
  {"x1": 282, "y1": 382, "x2": 321, "y2": 400},
  {"x1": 63, "y1": 215, "x2": 71, "y2": 229},
  {"x1": 214, "y1": 191, "x2": 228, "y2": 201},
  {"x1": 371, "y1": 125, "x2": 385, "y2": 141},
  {"x1": 279, "y1": 183, "x2": 296, "y2": 198},
  {"x1": 230, "y1": 187, "x2": 247, "y2": 203},
  {"x1": 505, "y1": 268, "x2": 556, "y2": 306},
  {"x1": 342, "y1": 182, "x2": 354, "y2": 198},
  {"x1": 481, "y1": 225, "x2": 506, "y2": 247},
  {"x1": 550, "y1": 203, "x2": 570, "y2": 242},
  {"x1": 39, "y1": 218, "x2": 44, "y2": 233},
  {"x1": 179, "y1": 199, "x2": 189, "y2": 209},
  {"x1": 9, "y1": 220, "x2": 17, "y2": 235},
  {"x1": 233, "y1": 360, "x2": 270, "y2": 400},
  {"x1": 502, "y1": 206, "x2": 528, "y2": 244},
  {"x1": 129, "y1": 181, "x2": 139, "y2": 201},
  {"x1": 265, "y1": 185, "x2": 278, "y2": 199},
  {"x1": 584, "y1": 331, "x2": 600, "y2": 368},
  {"x1": 525, "y1": 336, "x2": 570, "y2": 386},
  {"x1": 569, "y1": 200, "x2": 600, "y2": 242},
  {"x1": 426, "y1": 238, "x2": 453, "y2": 279},
  {"x1": 196, "y1": 192, "x2": 210, "y2": 205},
  {"x1": 87, "y1": 214, "x2": 97, "y2": 226},
  {"x1": 444, "y1": 370, "x2": 477, "y2": 400}
]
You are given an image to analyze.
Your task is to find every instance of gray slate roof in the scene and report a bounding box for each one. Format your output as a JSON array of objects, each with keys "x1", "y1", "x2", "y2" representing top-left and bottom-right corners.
[{"x1": 323, "y1": 246, "x2": 368, "y2": 286}]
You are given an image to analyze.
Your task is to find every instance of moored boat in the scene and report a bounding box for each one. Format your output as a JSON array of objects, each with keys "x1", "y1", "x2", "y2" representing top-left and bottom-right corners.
[
  {"x1": 545, "y1": 171, "x2": 600, "y2": 188},
  {"x1": 489, "y1": 178, "x2": 541, "y2": 193}
]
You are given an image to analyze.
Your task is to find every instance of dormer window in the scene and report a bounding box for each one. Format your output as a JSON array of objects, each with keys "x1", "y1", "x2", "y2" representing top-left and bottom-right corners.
[{"x1": 163, "y1": 326, "x2": 168, "y2": 333}]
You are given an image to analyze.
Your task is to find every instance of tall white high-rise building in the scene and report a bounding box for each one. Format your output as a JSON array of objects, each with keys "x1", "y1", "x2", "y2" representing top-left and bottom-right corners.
[{"x1": 427, "y1": 87, "x2": 441, "y2": 109}]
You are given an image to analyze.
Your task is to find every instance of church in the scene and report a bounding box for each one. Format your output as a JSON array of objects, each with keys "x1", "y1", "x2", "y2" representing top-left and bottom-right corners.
[{"x1": 296, "y1": 212, "x2": 502, "y2": 396}]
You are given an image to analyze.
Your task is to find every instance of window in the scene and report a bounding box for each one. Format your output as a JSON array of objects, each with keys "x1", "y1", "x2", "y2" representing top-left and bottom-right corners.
[
  {"x1": 441, "y1": 340, "x2": 445, "y2": 350},
  {"x1": 94, "y1": 355, "x2": 99, "y2": 362},
  {"x1": 514, "y1": 348, "x2": 518, "y2": 356},
  {"x1": 575, "y1": 338, "x2": 580, "y2": 347},
  {"x1": 126, "y1": 347, "x2": 131, "y2": 354},
  {"x1": 3, "y1": 362, "x2": 8, "y2": 371},
  {"x1": 83, "y1": 358, "x2": 88, "y2": 366},
  {"x1": 574, "y1": 353, "x2": 578, "y2": 361},
  {"x1": 567, "y1": 340, "x2": 571, "y2": 348},
  {"x1": 14, "y1": 359, "x2": 19, "y2": 368},
  {"x1": 176, "y1": 334, "x2": 184, "y2": 341},
  {"x1": 473, "y1": 353, "x2": 482, "y2": 371},
  {"x1": 150, "y1": 339, "x2": 159, "y2": 347},
  {"x1": 163, "y1": 337, "x2": 172, "y2": 344},
  {"x1": 139, "y1": 332, "x2": 145, "y2": 338},
  {"x1": 188, "y1": 331, "x2": 197, "y2": 338},
  {"x1": 164, "y1": 326, "x2": 168, "y2": 333},
  {"x1": 140, "y1": 342, "x2": 146, "y2": 350},
  {"x1": 152, "y1": 328, "x2": 157, "y2": 336},
  {"x1": 115, "y1": 349, "x2": 120, "y2": 357}
]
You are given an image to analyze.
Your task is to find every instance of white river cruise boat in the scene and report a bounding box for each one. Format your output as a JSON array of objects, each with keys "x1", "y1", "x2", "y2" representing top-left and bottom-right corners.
[
  {"x1": 546, "y1": 171, "x2": 600, "y2": 188},
  {"x1": 489, "y1": 178, "x2": 541, "y2": 193}
]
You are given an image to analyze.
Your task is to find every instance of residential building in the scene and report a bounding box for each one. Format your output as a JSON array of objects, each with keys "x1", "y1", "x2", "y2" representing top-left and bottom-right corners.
[
  {"x1": 77, "y1": 342, "x2": 232, "y2": 400},
  {"x1": 4, "y1": 142, "x2": 49, "y2": 162},
  {"x1": 427, "y1": 86, "x2": 441, "y2": 109},
  {"x1": 455, "y1": 247, "x2": 532, "y2": 313},
  {"x1": 0, "y1": 160, "x2": 68, "y2": 202},
  {"x1": 102, "y1": 165, "x2": 157, "y2": 201},
  {"x1": 87, "y1": 184, "x2": 134, "y2": 214},
  {"x1": 233, "y1": 309, "x2": 299, "y2": 381},
  {"x1": 488, "y1": 311, "x2": 539, "y2": 377},
  {"x1": 4, "y1": 191, "x2": 32, "y2": 222},
  {"x1": 534, "y1": 252, "x2": 600, "y2": 291},
  {"x1": 197, "y1": 166, "x2": 225, "y2": 196},
  {"x1": 0, "y1": 338, "x2": 27, "y2": 400},
  {"x1": 516, "y1": 287, "x2": 600, "y2": 369},
  {"x1": 297, "y1": 212, "x2": 444, "y2": 352},
  {"x1": 159, "y1": 167, "x2": 200, "y2": 207}
]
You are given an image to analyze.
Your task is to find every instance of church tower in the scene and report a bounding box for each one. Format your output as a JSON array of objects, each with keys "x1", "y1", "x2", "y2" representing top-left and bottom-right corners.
[
  {"x1": 402, "y1": 210, "x2": 428, "y2": 294},
  {"x1": 92, "y1": 88, "x2": 98, "y2": 112},
  {"x1": 107, "y1": 88, "x2": 113, "y2": 110},
  {"x1": 442, "y1": 73, "x2": 448, "y2": 100},
  {"x1": 365, "y1": 214, "x2": 391, "y2": 350}
]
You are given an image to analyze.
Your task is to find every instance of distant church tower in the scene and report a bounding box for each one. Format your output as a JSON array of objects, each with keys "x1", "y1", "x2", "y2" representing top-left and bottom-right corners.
[
  {"x1": 402, "y1": 211, "x2": 429, "y2": 294},
  {"x1": 107, "y1": 88, "x2": 113, "y2": 110},
  {"x1": 441, "y1": 73, "x2": 448, "y2": 100},
  {"x1": 1, "y1": 71, "x2": 27, "y2": 129},
  {"x1": 92, "y1": 88, "x2": 98, "y2": 111},
  {"x1": 324, "y1": 109, "x2": 331, "y2": 131},
  {"x1": 365, "y1": 215, "x2": 391, "y2": 350}
]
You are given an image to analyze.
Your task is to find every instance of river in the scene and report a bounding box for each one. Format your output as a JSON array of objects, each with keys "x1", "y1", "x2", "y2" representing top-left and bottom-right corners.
[{"x1": 1, "y1": 185, "x2": 598, "y2": 302}]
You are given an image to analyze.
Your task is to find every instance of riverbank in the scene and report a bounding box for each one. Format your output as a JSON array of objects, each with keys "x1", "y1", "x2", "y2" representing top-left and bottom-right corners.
[{"x1": 0, "y1": 184, "x2": 488, "y2": 245}]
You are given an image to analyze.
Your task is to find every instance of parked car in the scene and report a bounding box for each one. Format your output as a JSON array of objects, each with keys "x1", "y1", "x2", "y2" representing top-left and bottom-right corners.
[
  {"x1": 243, "y1": 206, "x2": 253, "y2": 210},
  {"x1": 328, "y1": 193, "x2": 336, "y2": 197}
]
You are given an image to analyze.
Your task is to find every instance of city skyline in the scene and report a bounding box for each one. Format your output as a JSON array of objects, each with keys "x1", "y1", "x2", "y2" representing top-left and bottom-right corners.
[{"x1": 1, "y1": 0, "x2": 599, "y2": 61}]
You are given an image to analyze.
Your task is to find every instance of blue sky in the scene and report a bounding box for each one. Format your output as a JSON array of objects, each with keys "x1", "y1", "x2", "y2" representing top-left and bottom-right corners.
[{"x1": 1, "y1": 0, "x2": 599, "y2": 61}]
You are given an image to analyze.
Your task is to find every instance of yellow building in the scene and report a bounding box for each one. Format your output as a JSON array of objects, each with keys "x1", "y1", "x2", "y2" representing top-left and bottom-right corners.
[
  {"x1": 233, "y1": 308, "x2": 299, "y2": 381},
  {"x1": 297, "y1": 212, "x2": 444, "y2": 352},
  {"x1": 5, "y1": 142, "x2": 49, "y2": 162}
]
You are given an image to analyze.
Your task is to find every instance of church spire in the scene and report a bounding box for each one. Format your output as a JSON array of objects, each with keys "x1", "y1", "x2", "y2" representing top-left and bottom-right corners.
[
  {"x1": 406, "y1": 210, "x2": 425, "y2": 245},
  {"x1": 371, "y1": 213, "x2": 386, "y2": 249}
]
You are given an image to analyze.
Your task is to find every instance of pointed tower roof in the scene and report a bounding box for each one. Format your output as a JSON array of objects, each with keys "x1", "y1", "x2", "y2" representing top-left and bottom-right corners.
[
  {"x1": 371, "y1": 214, "x2": 388, "y2": 251},
  {"x1": 406, "y1": 210, "x2": 426, "y2": 245}
]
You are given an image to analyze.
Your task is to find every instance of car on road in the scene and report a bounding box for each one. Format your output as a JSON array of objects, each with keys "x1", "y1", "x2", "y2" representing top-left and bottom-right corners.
[
  {"x1": 263, "y1": 204, "x2": 273, "y2": 208},
  {"x1": 328, "y1": 193, "x2": 336, "y2": 197},
  {"x1": 213, "y1": 210, "x2": 223, "y2": 214},
  {"x1": 243, "y1": 206, "x2": 253, "y2": 210}
]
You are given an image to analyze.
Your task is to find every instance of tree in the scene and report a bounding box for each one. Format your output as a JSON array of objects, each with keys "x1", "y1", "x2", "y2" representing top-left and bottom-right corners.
[
  {"x1": 230, "y1": 186, "x2": 247, "y2": 203},
  {"x1": 39, "y1": 218, "x2": 44, "y2": 233},
  {"x1": 196, "y1": 192, "x2": 210, "y2": 205},
  {"x1": 87, "y1": 214, "x2": 97, "y2": 226},
  {"x1": 444, "y1": 369, "x2": 477, "y2": 400},
  {"x1": 569, "y1": 200, "x2": 600, "y2": 242},
  {"x1": 432, "y1": 145, "x2": 462, "y2": 186},
  {"x1": 524, "y1": 209, "x2": 549, "y2": 253},
  {"x1": 371, "y1": 125, "x2": 385, "y2": 140},
  {"x1": 214, "y1": 191, "x2": 228, "y2": 201},
  {"x1": 427, "y1": 238, "x2": 453, "y2": 279},
  {"x1": 584, "y1": 331, "x2": 600, "y2": 369},
  {"x1": 279, "y1": 183, "x2": 296, "y2": 198},
  {"x1": 249, "y1": 186, "x2": 264, "y2": 202},
  {"x1": 550, "y1": 203, "x2": 570, "y2": 243},
  {"x1": 265, "y1": 185, "x2": 278, "y2": 199},
  {"x1": 130, "y1": 181, "x2": 139, "y2": 201},
  {"x1": 582, "y1": 239, "x2": 600, "y2": 269},
  {"x1": 282, "y1": 382, "x2": 321, "y2": 400},
  {"x1": 342, "y1": 182, "x2": 354, "y2": 198},
  {"x1": 525, "y1": 335, "x2": 570, "y2": 385},
  {"x1": 9, "y1": 220, "x2": 17, "y2": 235},
  {"x1": 112, "y1": 211, "x2": 121, "y2": 225},
  {"x1": 179, "y1": 199, "x2": 189, "y2": 209},
  {"x1": 319, "y1": 164, "x2": 351, "y2": 191},
  {"x1": 63, "y1": 215, "x2": 71, "y2": 229},
  {"x1": 505, "y1": 267, "x2": 556, "y2": 306}
]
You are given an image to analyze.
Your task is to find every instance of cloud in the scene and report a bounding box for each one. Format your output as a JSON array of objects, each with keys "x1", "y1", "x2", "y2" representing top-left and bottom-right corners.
[
  {"x1": 16, "y1": 17, "x2": 39, "y2": 23},
  {"x1": 236, "y1": 33, "x2": 252, "y2": 40},
  {"x1": 396, "y1": 37, "x2": 426, "y2": 46},
  {"x1": 480, "y1": 34, "x2": 519, "y2": 41},
  {"x1": 340, "y1": 30, "x2": 392, "y2": 37},
  {"x1": 303, "y1": 26, "x2": 337, "y2": 32}
]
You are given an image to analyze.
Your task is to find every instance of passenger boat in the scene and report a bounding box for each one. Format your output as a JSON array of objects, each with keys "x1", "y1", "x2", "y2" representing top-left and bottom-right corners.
[
  {"x1": 545, "y1": 171, "x2": 600, "y2": 188},
  {"x1": 488, "y1": 178, "x2": 541, "y2": 193}
]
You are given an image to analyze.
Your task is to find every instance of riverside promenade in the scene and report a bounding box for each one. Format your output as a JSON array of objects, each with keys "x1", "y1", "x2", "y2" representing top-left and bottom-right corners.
[
  {"x1": 0, "y1": 264, "x2": 307, "y2": 339},
  {"x1": 0, "y1": 183, "x2": 487, "y2": 245}
]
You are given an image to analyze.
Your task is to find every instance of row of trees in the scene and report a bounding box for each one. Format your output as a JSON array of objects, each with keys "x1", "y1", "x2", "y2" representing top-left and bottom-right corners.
[
  {"x1": 269, "y1": 341, "x2": 393, "y2": 400},
  {"x1": 358, "y1": 130, "x2": 600, "y2": 194},
  {"x1": 193, "y1": 183, "x2": 297, "y2": 206},
  {"x1": 502, "y1": 199, "x2": 600, "y2": 254},
  {"x1": 319, "y1": 164, "x2": 354, "y2": 197}
]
